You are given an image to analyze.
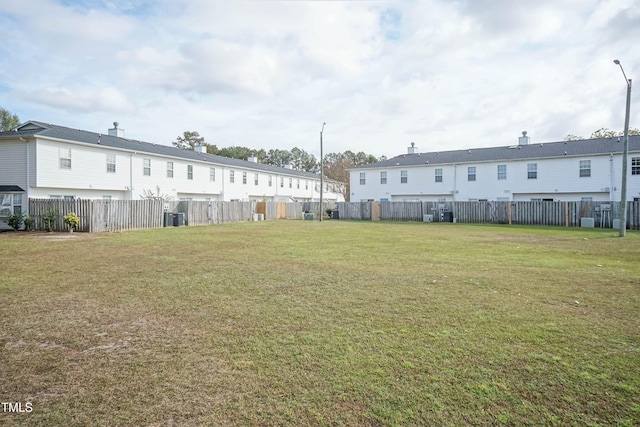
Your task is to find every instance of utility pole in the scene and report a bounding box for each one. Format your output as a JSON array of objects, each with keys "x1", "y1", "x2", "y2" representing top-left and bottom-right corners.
[
  {"x1": 614, "y1": 60, "x2": 632, "y2": 237},
  {"x1": 320, "y1": 122, "x2": 326, "y2": 221}
]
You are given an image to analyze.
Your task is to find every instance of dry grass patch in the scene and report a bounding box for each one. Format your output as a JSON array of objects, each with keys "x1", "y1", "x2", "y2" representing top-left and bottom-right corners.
[{"x1": 1, "y1": 221, "x2": 639, "y2": 426}]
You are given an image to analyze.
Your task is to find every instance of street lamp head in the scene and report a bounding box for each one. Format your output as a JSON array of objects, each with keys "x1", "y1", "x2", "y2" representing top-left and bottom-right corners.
[{"x1": 614, "y1": 59, "x2": 620, "y2": 65}]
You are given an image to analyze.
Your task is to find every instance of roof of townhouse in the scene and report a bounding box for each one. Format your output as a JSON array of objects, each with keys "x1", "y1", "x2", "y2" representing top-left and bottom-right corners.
[
  {"x1": 352, "y1": 135, "x2": 640, "y2": 169},
  {"x1": 0, "y1": 121, "x2": 330, "y2": 181}
]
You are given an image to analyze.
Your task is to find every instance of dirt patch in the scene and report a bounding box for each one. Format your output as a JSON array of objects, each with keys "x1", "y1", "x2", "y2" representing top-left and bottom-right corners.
[{"x1": 0, "y1": 231, "x2": 94, "y2": 240}]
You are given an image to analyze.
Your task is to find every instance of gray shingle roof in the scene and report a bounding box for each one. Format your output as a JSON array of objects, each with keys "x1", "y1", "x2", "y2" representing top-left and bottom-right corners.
[
  {"x1": 0, "y1": 121, "x2": 325, "y2": 180},
  {"x1": 0, "y1": 185, "x2": 24, "y2": 192},
  {"x1": 353, "y1": 136, "x2": 640, "y2": 169}
]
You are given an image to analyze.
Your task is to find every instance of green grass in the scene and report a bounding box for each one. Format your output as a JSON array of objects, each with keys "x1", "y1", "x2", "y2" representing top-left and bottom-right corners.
[{"x1": 1, "y1": 221, "x2": 639, "y2": 426}]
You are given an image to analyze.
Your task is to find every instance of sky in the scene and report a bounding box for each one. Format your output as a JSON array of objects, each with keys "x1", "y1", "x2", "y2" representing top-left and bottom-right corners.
[{"x1": 1, "y1": 0, "x2": 638, "y2": 159}]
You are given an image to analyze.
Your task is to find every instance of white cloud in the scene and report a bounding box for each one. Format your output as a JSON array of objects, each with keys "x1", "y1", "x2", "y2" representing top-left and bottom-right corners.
[
  {"x1": 23, "y1": 86, "x2": 136, "y2": 114},
  {"x1": 1, "y1": 0, "x2": 637, "y2": 159}
]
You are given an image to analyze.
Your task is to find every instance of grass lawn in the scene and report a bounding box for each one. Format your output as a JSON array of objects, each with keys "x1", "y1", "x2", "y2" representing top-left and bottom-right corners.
[{"x1": 1, "y1": 221, "x2": 639, "y2": 426}]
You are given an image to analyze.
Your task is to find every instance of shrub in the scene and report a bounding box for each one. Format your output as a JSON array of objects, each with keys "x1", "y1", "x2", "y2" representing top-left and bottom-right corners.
[
  {"x1": 63, "y1": 212, "x2": 80, "y2": 231},
  {"x1": 24, "y1": 216, "x2": 34, "y2": 231},
  {"x1": 6, "y1": 212, "x2": 25, "y2": 231},
  {"x1": 42, "y1": 208, "x2": 57, "y2": 232}
]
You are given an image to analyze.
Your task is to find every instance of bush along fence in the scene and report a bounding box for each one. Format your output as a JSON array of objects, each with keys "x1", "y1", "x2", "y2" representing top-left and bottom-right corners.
[
  {"x1": 334, "y1": 201, "x2": 640, "y2": 229},
  {"x1": 27, "y1": 199, "x2": 336, "y2": 233}
]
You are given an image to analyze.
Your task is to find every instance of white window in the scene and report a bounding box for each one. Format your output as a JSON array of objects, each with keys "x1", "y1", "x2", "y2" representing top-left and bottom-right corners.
[
  {"x1": 497, "y1": 164, "x2": 506, "y2": 180},
  {"x1": 242, "y1": 172, "x2": 247, "y2": 184},
  {"x1": 255, "y1": 173, "x2": 260, "y2": 186},
  {"x1": 305, "y1": 180, "x2": 309, "y2": 190},
  {"x1": 12, "y1": 194, "x2": 22, "y2": 215},
  {"x1": 0, "y1": 194, "x2": 13, "y2": 216},
  {"x1": 106, "y1": 154, "x2": 116, "y2": 173},
  {"x1": 268, "y1": 175, "x2": 273, "y2": 187},
  {"x1": 380, "y1": 171, "x2": 387, "y2": 184},
  {"x1": 527, "y1": 163, "x2": 537, "y2": 179},
  {"x1": 280, "y1": 177, "x2": 284, "y2": 188},
  {"x1": 167, "y1": 162, "x2": 174, "y2": 178},
  {"x1": 103, "y1": 195, "x2": 112, "y2": 200},
  {"x1": 289, "y1": 178, "x2": 292, "y2": 188},
  {"x1": 579, "y1": 160, "x2": 591, "y2": 178},
  {"x1": 210, "y1": 167, "x2": 216, "y2": 182},
  {"x1": 230, "y1": 170, "x2": 235, "y2": 183},
  {"x1": 296, "y1": 179, "x2": 300, "y2": 189},
  {"x1": 435, "y1": 168, "x2": 442, "y2": 183},
  {"x1": 400, "y1": 170, "x2": 408, "y2": 184},
  {"x1": 59, "y1": 148, "x2": 71, "y2": 169},
  {"x1": 143, "y1": 158, "x2": 151, "y2": 176},
  {"x1": 632, "y1": 157, "x2": 640, "y2": 175},
  {"x1": 468, "y1": 166, "x2": 476, "y2": 182},
  {"x1": 187, "y1": 165, "x2": 193, "y2": 180},
  {"x1": 360, "y1": 172, "x2": 366, "y2": 185}
]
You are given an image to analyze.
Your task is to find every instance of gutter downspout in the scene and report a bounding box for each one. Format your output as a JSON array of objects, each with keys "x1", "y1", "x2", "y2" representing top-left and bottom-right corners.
[
  {"x1": 610, "y1": 153, "x2": 615, "y2": 202},
  {"x1": 221, "y1": 166, "x2": 225, "y2": 201},
  {"x1": 452, "y1": 163, "x2": 457, "y2": 222},
  {"x1": 129, "y1": 153, "x2": 134, "y2": 200},
  {"x1": 20, "y1": 137, "x2": 29, "y2": 217}
]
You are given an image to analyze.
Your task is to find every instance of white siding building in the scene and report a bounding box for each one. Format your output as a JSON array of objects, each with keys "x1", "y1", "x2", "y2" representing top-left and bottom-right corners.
[
  {"x1": 350, "y1": 133, "x2": 640, "y2": 203},
  {"x1": 0, "y1": 121, "x2": 344, "y2": 220}
]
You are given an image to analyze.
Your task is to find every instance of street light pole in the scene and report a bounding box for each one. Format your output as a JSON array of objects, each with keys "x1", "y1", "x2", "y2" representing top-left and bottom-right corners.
[
  {"x1": 614, "y1": 59, "x2": 632, "y2": 237},
  {"x1": 320, "y1": 122, "x2": 326, "y2": 222}
]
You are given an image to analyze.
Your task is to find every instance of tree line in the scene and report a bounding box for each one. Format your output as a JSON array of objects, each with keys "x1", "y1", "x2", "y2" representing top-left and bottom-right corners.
[{"x1": 566, "y1": 127, "x2": 639, "y2": 141}]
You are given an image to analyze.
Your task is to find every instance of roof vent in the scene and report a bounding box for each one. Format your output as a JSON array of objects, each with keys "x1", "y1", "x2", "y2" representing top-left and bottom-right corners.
[
  {"x1": 108, "y1": 121, "x2": 125, "y2": 138},
  {"x1": 408, "y1": 142, "x2": 418, "y2": 154},
  {"x1": 518, "y1": 131, "x2": 530, "y2": 145},
  {"x1": 194, "y1": 144, "x2": 207, "y2": 154}
]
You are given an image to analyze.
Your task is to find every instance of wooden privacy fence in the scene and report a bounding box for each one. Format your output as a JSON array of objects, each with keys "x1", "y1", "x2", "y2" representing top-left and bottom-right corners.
[
  {"x1": 29, "y1": 199, "x2": 166, "y2": 232},
  {"x1": 28, "y1": 199, "x2": 325, "y2": 232},
  {"x1": 28, "y1": 199, "x2": 640, "y2": 232},
  {"x1": 335, "y1": 201, "x2": 640, "y2": 229}
]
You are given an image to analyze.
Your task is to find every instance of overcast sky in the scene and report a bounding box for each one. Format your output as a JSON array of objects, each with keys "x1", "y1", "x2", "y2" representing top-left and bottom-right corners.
[{"x1": 1, "y1": 0, "x2": 638, "y2": 158}]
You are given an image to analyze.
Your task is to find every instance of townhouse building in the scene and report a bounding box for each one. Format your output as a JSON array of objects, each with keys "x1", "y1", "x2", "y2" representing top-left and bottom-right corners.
[
  {"x1": 0, "y1": 121, "x2": 344, "y2": 220},
  {"x1": 350, "y1": 132, "x2": 640, "y2": 204}
]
